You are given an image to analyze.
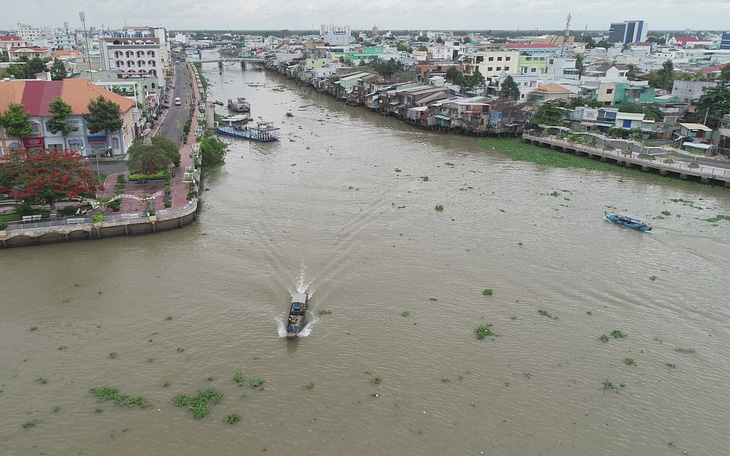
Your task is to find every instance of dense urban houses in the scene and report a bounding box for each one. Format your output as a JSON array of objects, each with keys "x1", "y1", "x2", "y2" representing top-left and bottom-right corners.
[{"x1": 0, "y1": 79, "x2": 135, "y2": 157}]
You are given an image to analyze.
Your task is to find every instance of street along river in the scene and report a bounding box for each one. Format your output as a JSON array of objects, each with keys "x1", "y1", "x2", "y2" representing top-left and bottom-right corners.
[{"x1": 1, "y1": 59, "x2": 729, "y2": 455}]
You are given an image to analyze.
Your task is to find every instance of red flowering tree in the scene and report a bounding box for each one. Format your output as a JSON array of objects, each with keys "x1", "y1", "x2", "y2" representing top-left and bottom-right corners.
[{"x1": 1, "y1": 149, "x2": 100, "y2": 214}]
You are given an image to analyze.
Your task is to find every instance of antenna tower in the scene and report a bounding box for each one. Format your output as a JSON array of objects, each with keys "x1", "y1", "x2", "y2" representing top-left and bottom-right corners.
[{"x1": 561, "y1": 13, "x2": 571, "y2": 57}]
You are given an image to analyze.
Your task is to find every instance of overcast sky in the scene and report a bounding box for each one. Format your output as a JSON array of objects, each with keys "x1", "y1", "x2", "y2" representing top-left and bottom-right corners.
[{"x1": 3, "y1": 0, "x2": 729, "y2": 33}]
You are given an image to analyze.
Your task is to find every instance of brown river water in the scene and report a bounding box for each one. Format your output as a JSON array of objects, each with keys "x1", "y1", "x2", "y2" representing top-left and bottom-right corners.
[{"x1": 2, "y1": 58, "x2": 730, "y2": 455}]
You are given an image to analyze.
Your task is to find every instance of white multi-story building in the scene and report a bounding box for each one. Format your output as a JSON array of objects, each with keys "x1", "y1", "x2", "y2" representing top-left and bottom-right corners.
[
  {"x1": 16, "y1": 23, "x2": 40, "y2": 41},
  {"x1": 462, "y1": 51, "x2": 520, "y2": 79},
  {"x1": 99, "y1": 26, "x2": 169, "y2": 88},
  {"x1": 320, "y1": 24, "x2": 351, "y2": 46}
]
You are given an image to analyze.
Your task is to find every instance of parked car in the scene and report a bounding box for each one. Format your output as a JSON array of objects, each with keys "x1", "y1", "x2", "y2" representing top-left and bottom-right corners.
[{"x1": 175, "y1": 97, "x2": 181, "y2": 106}]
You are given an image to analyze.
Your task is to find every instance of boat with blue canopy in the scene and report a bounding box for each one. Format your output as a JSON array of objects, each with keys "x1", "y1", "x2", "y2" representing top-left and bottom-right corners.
[
  {"x1": 216, "y1": 118, "x2": 280, "y2": 142},
  {"x1": 605, "y1": 211, "x2": 652, "y2": 232},
  {"x1": 286, "y1": 292, "x2": 309, "y2": 339}
]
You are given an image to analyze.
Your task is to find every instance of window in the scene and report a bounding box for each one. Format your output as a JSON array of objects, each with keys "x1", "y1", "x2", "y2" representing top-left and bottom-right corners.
[
  {"x1": 531, "y1": 67, "x2": 536, "y2": 73},
  {"x1": 497, "y1": 56, "x2": 502, "y2": 61},
  {"x1": 496, "y1": 66, "x2": 501, "y2": 71},
  {"x1": 504, "y1": 66, "x2": 509, "y2": 71},
  {"x1": 48, "y1": 143, "x2": 63, "y2": 151},
  {"x1": 506, "y1": 56, "x2": 511, "y2": 61},
  {"x1": 488, "y1": 57, "x2": 493, "y2": 61},
  {"x1": 606, "y1": 89, "x2": 613, "y2": 94},
  {"x1": 30, "y1": 122, "x2": 40, "y2": 133},
  {"x1": 488, "y1": 67, "x2": 493, "y2": 71}
]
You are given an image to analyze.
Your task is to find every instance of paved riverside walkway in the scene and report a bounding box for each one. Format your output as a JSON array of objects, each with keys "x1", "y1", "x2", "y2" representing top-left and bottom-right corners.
[{"x1": 97, "y1": 63, "x2": 202, "y2": 215}]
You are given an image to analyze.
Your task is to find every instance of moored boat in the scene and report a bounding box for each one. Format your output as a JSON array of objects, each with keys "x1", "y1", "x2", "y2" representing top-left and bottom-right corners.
[
  {"x1": 228, "y1": 97, "x2": 251, "y2": 112},
  {"x1": 286, "y1": 292, "x2": 309, "y2": 339},
  {"x1": 216, "y1": 119, "x2": 280, "y2": 142},
  {"x1": 605, "y1": 211, "x2": 652, "y2": 232}
]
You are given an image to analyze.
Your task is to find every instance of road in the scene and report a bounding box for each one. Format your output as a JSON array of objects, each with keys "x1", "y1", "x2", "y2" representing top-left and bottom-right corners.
[{"x1": 158, "y1": 61, "x2": 193, "y2": 146}]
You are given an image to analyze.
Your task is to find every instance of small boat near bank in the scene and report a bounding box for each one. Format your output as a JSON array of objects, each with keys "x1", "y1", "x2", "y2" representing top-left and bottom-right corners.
[
  {"x1": 216, "y1": 118, "x2": 280, "y2": 142},
  {"x1": 286, "y1": 293, "x2": 309, "y2": 339},
  {"x1": 228, "y1": 97, "x2": 250, "y2": 112},
  {"x1": 605, "y1": 211, "x2": 652, "y2": 232}
]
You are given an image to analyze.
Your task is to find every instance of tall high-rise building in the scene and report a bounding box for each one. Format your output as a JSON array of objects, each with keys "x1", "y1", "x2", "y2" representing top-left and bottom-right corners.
[
  {"x1": 608, "y1": 20, "x2": 646, "y2": 44},
  {"x1": 320, "y1": 24, "x2": 351, "y2": 46},
  {"x1": 372, "y1": 25, "x2": 379, "y2": 37},
  {"x1": 721, "y1": 32, "x2": 730, "y2": 50}
]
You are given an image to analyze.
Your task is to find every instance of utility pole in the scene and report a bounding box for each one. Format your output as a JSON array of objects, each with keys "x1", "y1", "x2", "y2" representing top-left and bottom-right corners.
[
  {"x1": 561, "y1": 14, "x2": 571, "y2": 57},
  {"x1": 79, "y1": 11, "x2": 93, "y2": 82}
]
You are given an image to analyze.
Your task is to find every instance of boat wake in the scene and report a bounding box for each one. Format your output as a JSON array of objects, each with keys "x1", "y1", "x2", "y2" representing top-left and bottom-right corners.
[{"x1": 275, "y1": 312, "x2": 317, "y2": 338}]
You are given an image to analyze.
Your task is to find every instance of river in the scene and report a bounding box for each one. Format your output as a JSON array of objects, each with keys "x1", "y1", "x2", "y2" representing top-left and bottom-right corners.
[{"x1": 1, "y1": 57, "x2": 729, "y2": 456}]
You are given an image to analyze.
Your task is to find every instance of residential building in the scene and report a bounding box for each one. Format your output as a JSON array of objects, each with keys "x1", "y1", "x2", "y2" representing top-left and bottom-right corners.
[
  {"x1": 671, "y1": 80, "x2": 718, "y2": 104},
  {"x1": 462, "y1": 50, "x2": 520, "y2": 79},
  {"x1": 321, "y1": 24, "x2": 351, "y2": 46},
  {"x1": 8, "y1": 46, "x2": 51, "y2": 62},
  {"x1": 0, "y1": 79, "x2": 135, "y2": 157},
  {"x1": 0, "y1": 36, "x2": 27, "y2": 52},
  {"x1": 527, "y1": 83, "x2": 571, "y2": 103},
  {"x1": 582, "y1": 64, "x2": 629, "y2": 83},
  {"x1": 668, "y1": 36, "x2": 714, "y2": 48},
  {"x1": 545, "y1": 57, "x2": 579, "y2": 79},
  {"x1": 712, "y1": 114, "x2": 730, "y2": 156},
  {"x1": 608, "y1": 20, "x2": 646, "y2": 45},
  {"x1": 504, "y1": 43, "x2": 560, "y2": 60},
  {"x1": 16, "y1": 23, "x2": 41, "y2": 41}
]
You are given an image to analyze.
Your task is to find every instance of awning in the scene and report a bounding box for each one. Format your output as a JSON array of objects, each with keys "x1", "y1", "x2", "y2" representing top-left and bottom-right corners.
[
  {"x1": 718, "y1": 128, "x2": 730, "y2": 137},
  {"x1": 594, "y1": 122, "x2": 614, "y2": 128},
  {"x1": 580, "y1": 121, "x2": 595, "y2": 127},
  {"x1": 683, "y1": 142, "x2": 712, "y2": 150},
  {"x1": 435, "y1": 115, "x2": 452, "y2": 120},
  {"x1": 389, "y1": 101, "x2": 399, "y2": 106}
]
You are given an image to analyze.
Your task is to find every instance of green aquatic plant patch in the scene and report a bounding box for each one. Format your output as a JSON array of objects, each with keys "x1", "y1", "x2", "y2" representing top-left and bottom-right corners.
[
  {"x1": 90, "y1": 386, "x2": 150, "y2": 408},
  {"x1": 173, "y1": 388, "x2": 223, "y2": 419}
]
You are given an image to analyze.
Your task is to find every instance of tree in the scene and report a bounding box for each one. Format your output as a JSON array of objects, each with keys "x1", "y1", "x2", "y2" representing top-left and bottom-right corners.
[
  {"x1": 26, "y1": 58, "x2": 46, "y2": 78},
  {"x1": 436, "y1": 37, "x2": 444, "y2": 44},
  {"x1": 1, "y1": 103, "x2": 32, "y2": 141},
  {"x1": 466, "y1": 67, "x2": 485, "y2": 89},
  {"x1": 5, "y1": 64, "x2": 27, "y2": 80},
  {"x1": 417, "y1": 45, "x2": 427, "y2": 52},
  {"x1": 595, "y1": 40, "x2": 611, "y2": 49},
  {"x1": 462, "y1": 36, "x2": 471, "y2": 44},
  {"x1": 453, "y1": 71, "x2": 467, "y2": 86},
  {"x1": 126, "y1": 138, "x2": 173, "y2": 176},
  {"x1": 83, "y1": 96, "x2": 123, "y2": 155},
  {"x1": 47, "y1": 97, "x2": 77, "y2": 150},
  {"x1": 199, "y1": 135, "x2": 228, "y2": 169},
  {"x1": 445, "y1": 66, "x2": 459, "y2": 82},
  {"x1": 565, "y1": 97, "x2": 602, "y2": 109},
  {"x1": 50, "y1": 58, "x2": 67, "y2": 80},
  {"x1": 150, "y1": 135, "x2": 181, "y2": 167},
  {"x1": 1, "y1": 148, "x2": 99, "y2": 214},
  {"x1": 696, "y1": 85, "x2": 730, "y2": 128},
  {"x1": 648, "y1": 60, "x2": 675, "y2": 92},
  {"x1": 500, "y1": 75, "x2": 520, "y2": 100},
  {"x1": 626, "y1": 64, "x2": 637, "y2": 81},
  {"x1": 528, "y1": 102, "x2": 566, "y2": 127},
  {"x1": 720, "y1": 64, "x2": 730, "y2": 82},
  {"x1": 575, "y1": 53, "x2": 585, "y2": 79}
]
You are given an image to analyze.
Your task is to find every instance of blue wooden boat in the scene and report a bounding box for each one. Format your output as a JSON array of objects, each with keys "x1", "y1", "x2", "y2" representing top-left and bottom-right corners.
[
  {"x1": 216, "y1": 118, "x2": 280, "y2": 142},
  {"x1": 605, "y1": 211, "x2": 652, "y2": 232},
  {"x1": 286, "y1": 292, "x2": 309, "y2": 339}
]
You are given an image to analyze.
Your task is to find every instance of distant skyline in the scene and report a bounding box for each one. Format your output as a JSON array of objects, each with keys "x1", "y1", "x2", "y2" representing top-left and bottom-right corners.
[{"x1": 2, "y1": 1, "x2": 730, "y2": 33}]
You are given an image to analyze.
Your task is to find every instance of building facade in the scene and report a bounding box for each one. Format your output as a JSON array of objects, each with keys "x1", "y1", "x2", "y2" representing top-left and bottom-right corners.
[
  {"x1": 321, "y1": 24, "x2": 351, "y2": 46},
  {"x1": 0, "y1": 79, "x2": 135, "y2": 157},
  {"x1": 608, "y1": 20, "x2": 646, "y2": 45},
  {"x1": 98, "y1": 35, "x2": 165, "y2": 88}
]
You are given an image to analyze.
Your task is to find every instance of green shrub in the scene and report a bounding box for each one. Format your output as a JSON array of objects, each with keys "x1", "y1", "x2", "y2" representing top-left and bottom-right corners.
[
  {"x1": 0, "y1": 221, "x2": 8, "y2": 230},
  {"x1": 92, "y1": 214, "x2": 104, "y2": 223},
  {"x1": 108, "y1": 199, "x2": 122, "y2": 212}
]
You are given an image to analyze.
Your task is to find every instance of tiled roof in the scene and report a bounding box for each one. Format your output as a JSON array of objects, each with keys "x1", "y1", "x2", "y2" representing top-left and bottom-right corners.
[
  {"x1": 536, "y1": 83, "x2": 569, "y2": 93},
  {"x1": 0, "y1": 36, "x2": 23, "y2": 41},
  {"x1": 0, "y1": 79, "x2": 134, "y2": 117},
  {"x1": 505, "y1": 44, "x2": 559, "y2": 49},
  {"x1": 9, "y1": 47, "x2": 49, "y2": 52}
]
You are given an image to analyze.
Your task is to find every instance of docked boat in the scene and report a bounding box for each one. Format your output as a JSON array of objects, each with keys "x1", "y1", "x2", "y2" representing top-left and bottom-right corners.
[
  {"x1": 228, "y1": 97, "x2": 250, "y2": 112},
  {"x1": 605, "y1": 211, "x2": 652, "y2": 232},
  {"x1": 213, "y1": 100, "x2": 224, "y2": 106},
  {"x1": 286, "y1": 292, "x2": 309, "y2": 339},
  {"x1": 216, "y1": 119, "x2": 280, "y2": 142}
]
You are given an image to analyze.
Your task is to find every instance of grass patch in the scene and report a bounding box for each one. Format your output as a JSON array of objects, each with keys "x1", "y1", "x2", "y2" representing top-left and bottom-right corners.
[
  {"x1": 675, "y1": 347, "x2": 695, "y2": 353},
  {"x1": 177, "y1": 347, "x2": 185, "y2": 353},
  {"x1": 624, "y1": 358, "x2": 636, "y2": 366},
  {"x1": 482, "y1": 288, "x2": 493, "y2": 296},
  {"x1": 435, "y1": 204, "x2": 444, "y2": 212},
  {"x1": 442, "y1": 377, "x2": 450, "y2": 383},
  {"x1": 305, "y1": 382, "x2": 314, "y2": 389},
  {"x1": 30, "y1": 326, "x2": 37, "y2": 331},
  {"x1": 226, "y1": 413, "x2": 241, "y2": 424},
  {"x1": 165, "y1": 316, "x2": 173, "y2": 321},
  {"x1": 53, "y1": 406, "x2": 60, "y2": 413},
  {"x1": 524, "y1": 372, "x2": 531, "y2": 379},
  {"x1": 475, "y1": 137, "x2": 699, "y2": 181},
  {"x1": 649, "y1": 275, "x2": 657, "y2": 281},
  {"x1": 249, "y1": 379, "x2": 264, "y2": 388},
  {"x1": 95, "y1": 408, "x2": 103, "y2": 413},
  {"x1": 234, "y1": 371, "x2": 244, "y2": 385},
  {"x1": 372, "y1": 376, "x2": 382, "y2": 384},
  {"x1": 401, "y1": 311, "x2": 410, "y2": 317},
  {"x1": 318, "y1": 309, "x2": 332, "y2": 315},
  {"x1": 108, "y1": 352, "x2": 117, "y2": 359},
  {"x1": 37, "y1": 378, "x2": 48, "y2": 385},
  {"x1": 420, "y1": 176, "x2": 429, "y2": 182},
  {"x1": 173, "y1": 388, "x2": 223, "y2": 419},
  {"x1": 57, "y1": 345, "x2": 67, "y2": 351},
  {"x1": 163, "y1": 381, "x2": 171, "y2": 387},
  {"x1": 704, "y1": 214, "x2": 730, "y2": 223},
  {"x1": 611, "y1": 330, "x2": 626, "y2": 339},
  {"x1": 476, "y1": 323, "x2": 493, "y2": 340},
  {"x1": 603, "y1": 379, "x2": 615, "y2": 390},
  {"x1": 538, "y1": 309, "x2": 552, "y2": 318},
  {"x1": 667, "y1": 363, "x2": 676, "y2": 369},
  {"x1": 661, "y1": 211, "x2": 671, "y2": 216},
  {"x1": 90, "y1": 386, "x2": 150, "y2": 408},
  {"x1": 22, "y1": 419, "x2": 38, "y2": 429},
  {"x1": 600, "y1": 334, "x2": 610, "y2": 343}
]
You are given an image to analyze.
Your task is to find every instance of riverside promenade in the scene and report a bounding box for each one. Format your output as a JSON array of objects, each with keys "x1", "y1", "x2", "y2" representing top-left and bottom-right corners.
[{"x1": 0, "y1": 63, "x2": 205, "y2": 248}]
